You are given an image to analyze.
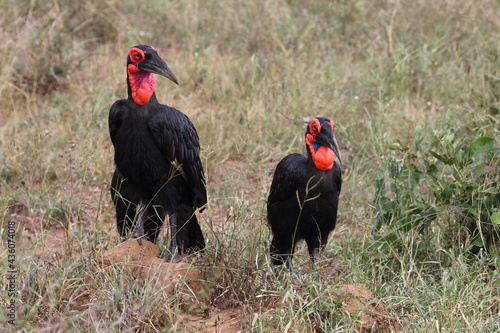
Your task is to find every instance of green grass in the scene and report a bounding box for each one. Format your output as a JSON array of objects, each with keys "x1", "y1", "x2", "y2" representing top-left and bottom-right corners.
[{"x1": 1, "y1": 0, "x2": 499, "y2": 331}]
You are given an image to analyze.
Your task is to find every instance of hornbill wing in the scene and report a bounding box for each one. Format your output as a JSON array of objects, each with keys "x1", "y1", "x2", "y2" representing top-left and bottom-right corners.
[
  {"x1": 108, "y1": 99, "x2": 128, "y2": 146},
  {"x1": 148, "y1": 106, "x2": 207, "y2": 209},
  {"x1": 334, "y1": 163, "x2": 342, "y2": 194},
  {"x1": 267, "y1": 153, "x2": 308, "y2": 207}
]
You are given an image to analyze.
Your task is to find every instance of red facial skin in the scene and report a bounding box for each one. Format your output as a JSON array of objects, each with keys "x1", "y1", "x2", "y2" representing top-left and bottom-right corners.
[
  {"x1": 127, "y1": 48, "x2": 156, "y2": 105},
  {"x1": 305, "y1": 119, "x2": 336, "y2": 171}
]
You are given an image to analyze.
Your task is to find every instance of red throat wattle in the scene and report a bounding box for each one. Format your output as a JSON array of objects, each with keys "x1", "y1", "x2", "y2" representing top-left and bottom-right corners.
[
  {"x1": 128, "y1": 64, "x2": 156, "y2": 105},
  {"x1": 306, "y1": 134, "x2": 335, "y2": 171}
]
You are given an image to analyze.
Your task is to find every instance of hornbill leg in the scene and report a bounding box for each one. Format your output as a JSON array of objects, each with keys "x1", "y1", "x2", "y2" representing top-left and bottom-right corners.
[
  {"x1": 284, "y1": 254, "x2": 295, "y2": 274},
  {"x1": 306, "y1": 237, "x2": 320, "y2": 267},
  {"x1": 122, "y1": 205, "x2": 146, "y2": 245},
  {"x1": 309, "y1": 247, "x2": 317, "y2": 267},
  {"x1": 284, "y1": 254, "x2": 303, "y2": 286},
  {"x1": 160, "y1": 213, "x2": 181, "y2": 262}
]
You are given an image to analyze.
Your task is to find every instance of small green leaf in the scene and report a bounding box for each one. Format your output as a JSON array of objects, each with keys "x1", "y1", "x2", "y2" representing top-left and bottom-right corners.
[
  {"x1": 388, "y1": 142, "x2": 402, "y2": 150},
  {"x1": 491, "y1": 212, "x2": 500, "y2": 225},
  {"x1": 409, "y1": 171, "x2": 421, "y2": 191},
  {"x1": 473, "y1": 236, "x2": 485, "y2": 247},
  {"x1": 429, "y1": 150, "x2": 454, "y2": 165},
  {"x1": 427, "y1": 163, "x2": 438, "y2": 175},
  {"x1": 467, "y1": 137, "x2": 494, "y2": 158},
  {"x1": 482, "y1": 187, "x2": 499, "y2": 195}
]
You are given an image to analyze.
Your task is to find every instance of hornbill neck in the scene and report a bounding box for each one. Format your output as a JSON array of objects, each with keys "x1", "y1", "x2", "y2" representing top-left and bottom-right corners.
[
  {"x1": 126, "y1": 68, "x2": 158, "y2": 106},
  {"x1": 306, "y1": 149, "x2": 322, "y2": 171},
  {"x1": 305, "y1": 140, "x2": 336, "y2": 171},
  {"x1": 126, "y1": 76, "x2": 159, "y2": 106}
]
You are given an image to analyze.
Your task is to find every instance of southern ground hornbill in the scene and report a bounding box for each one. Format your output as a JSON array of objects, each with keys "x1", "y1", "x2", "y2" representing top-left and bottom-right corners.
[
  {"x1": 267, "y1": 117, "x2": 342, "y2": 273},
  {"x1": 109, "y1": 45, "x2": 206, "y2": 260}
]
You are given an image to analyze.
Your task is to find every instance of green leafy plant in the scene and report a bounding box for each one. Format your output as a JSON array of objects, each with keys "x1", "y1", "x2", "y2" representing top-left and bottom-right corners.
[{"x1": 372, "y1": 124, "x2": 500, "y2": 259}]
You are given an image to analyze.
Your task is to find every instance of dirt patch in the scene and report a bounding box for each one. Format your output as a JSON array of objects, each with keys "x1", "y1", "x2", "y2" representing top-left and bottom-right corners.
[
  {"x1": 338, "y1": 284, "x2": 400, "y2": 332},
  {"x1": 63, "y1": 239, "x2": 207, "y2": 312},
  {"x1": 31, "y1": 228, "x2": 69, "y2": 258},
  {"x1": 188, "y1": 308, "x2": 243, "y2": 333},
  {"x1": 12, "y1": 183, "x2": 112, "y2": 259},
  {"x1": 96, "y1": 239, "x2": 205, "y2": 295}
]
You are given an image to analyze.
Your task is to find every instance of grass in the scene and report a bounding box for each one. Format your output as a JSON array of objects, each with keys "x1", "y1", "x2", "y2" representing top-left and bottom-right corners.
[{"x1": 1, "y1": 0, "x2": 499, "y2": 331}]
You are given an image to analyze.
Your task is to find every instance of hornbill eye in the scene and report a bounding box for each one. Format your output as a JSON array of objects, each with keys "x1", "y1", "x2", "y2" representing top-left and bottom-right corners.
[
  {"x1": 129, "y1": 47, "x2": 145, "y2": 63},
  {"x1": 309, "y1": 119, "x2": 321, "y2": 134}
]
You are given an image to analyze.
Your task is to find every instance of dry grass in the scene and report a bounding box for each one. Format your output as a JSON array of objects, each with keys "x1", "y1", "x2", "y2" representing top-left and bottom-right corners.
[{"x1": 1, "y1": 0, "x2": 499, "y2": 331}]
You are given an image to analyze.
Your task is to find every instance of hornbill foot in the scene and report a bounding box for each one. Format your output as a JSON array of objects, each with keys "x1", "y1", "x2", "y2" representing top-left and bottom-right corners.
[
  {"x1": 310, "y1": 256, "x2": 317, "y2": 267},
  {"x1": 159, "y1": 250, "x2": 183, "y2": 262},
  {"x1": 121, "y1": 233, "x2": 143, "y2": 245},
  {"x1": 283, "y1": 255, "x2": 304, "y2": 287},
  {"x1": 284, "y1": 254, "x2": 294, "y2": 273},
  {"x1": 121, "y1": 225, "x2": 145, "y2": 245},
  {"x1": 309, "y1": 249, "x2": 318, "y2": 267}
]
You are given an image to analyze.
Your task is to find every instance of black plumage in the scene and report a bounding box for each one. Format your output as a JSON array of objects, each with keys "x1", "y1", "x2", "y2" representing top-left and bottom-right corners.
[
  {"x1": 109, "y1": 45, "x2": 206, "y2": 259},
  {"x1": 267, "y1": 117, "x2": 342, "y2": 272}
]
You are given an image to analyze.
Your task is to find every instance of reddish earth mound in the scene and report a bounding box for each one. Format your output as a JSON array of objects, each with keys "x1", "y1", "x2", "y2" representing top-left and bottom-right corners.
[{"x1": 96, "y1": 239, "x2": 204, "y2": 295}]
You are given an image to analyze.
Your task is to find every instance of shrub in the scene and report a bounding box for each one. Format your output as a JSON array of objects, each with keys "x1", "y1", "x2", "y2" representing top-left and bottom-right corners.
[{"x1": 372, "y1": 122, "x2": 500, "y2": 261}]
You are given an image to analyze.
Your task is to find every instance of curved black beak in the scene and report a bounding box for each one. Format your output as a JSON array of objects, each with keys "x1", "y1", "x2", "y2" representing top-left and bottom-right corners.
[
  {"x1": 138, "y1": 53, "x2": 179, "y2": 86},
  {"x1": 315, "y1": 127, "x2": 342, "y2": 165}
]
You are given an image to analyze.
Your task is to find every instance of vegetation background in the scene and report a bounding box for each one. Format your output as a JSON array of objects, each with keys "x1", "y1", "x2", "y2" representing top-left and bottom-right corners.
[{"x1": 0, "y1": 0, "x2": 499, "y2": 331}]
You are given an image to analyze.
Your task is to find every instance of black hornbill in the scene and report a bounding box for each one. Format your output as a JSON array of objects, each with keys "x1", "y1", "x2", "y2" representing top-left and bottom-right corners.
[
  {"x1": 267, "y1": 117, "x2": 342, "y2": 273},
  {"x1": 109, "y1": 45, "x2": 206, "y2": 259}
]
